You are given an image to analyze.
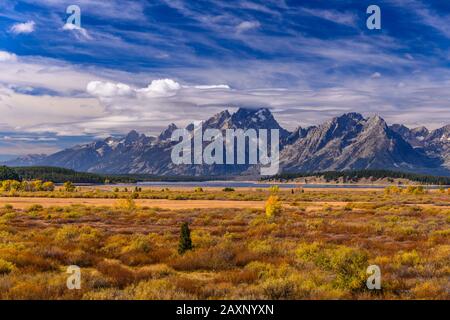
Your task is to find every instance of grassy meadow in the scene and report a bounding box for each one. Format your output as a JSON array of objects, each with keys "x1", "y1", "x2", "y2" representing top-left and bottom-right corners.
[{"x1": 0, "y1": 185, "x2": 448, "y2": 300}]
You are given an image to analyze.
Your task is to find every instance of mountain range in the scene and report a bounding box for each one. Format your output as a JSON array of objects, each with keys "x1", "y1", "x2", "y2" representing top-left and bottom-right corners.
[{"x1": 3, "y1": 108, "x2": 450, "y2": 176}]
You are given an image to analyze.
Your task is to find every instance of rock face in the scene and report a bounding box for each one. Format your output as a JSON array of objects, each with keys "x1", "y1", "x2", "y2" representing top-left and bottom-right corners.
[
  {"x1": 3, "y1": 108, "x2": 450, "y2": 176},
  {"x1": 280, "y1": 113, "x2": 440, "y2": 173},
  {"x1": 391, "y1": 123, "x2": 450, "y2": 171},
  {"x1": 3, "y1": 154, "x2": 47, "y2": 167},
  {"x1": 158, "y1": 124, "x2": 178, "y2": 141}
]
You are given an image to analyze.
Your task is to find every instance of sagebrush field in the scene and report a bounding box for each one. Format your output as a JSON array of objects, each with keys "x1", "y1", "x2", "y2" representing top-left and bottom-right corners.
[{"x1": 0, "y1": 186, "x2": 448, "y2": 300}]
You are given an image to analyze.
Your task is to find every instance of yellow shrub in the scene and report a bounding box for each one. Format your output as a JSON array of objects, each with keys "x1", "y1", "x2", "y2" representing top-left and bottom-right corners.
[
  {"x1": 129, "y1": 279, "x2": 188, "y2": 299},
  {"x1": 191, "y1": 230, "x2": 214, "y2": 248},
  {"x1": 122, "y1": 235, "x2": 152, "y2": 254},
  {"x1": 115, "y1": 198, "x2": 137, "y2": 211},
  {"x1": 42, "y1": 181, "x2": 55, "y2": 191},
  {"x1": 55, "y1": 225, "x2": 102, "y2": 246},
  {"x1": 63, "y1": 181, "x2": 76, "y2": 192},
  {"x1": 296, "y1": 243, "x2": 368, "y2": 290},
  {"x1": 403, "y1": 186, "x2": 426, "y2": 195},
  {"x1": 411, "y1": 280, "x2": 446, "y2": 299},
  {"x1": 296, "y1": 242, "x2": 322, "y2": 262},
  {"x1": 0, "y1": 258, "x2": 15, "y2": 274},
  {"x1": 248, "y1": 240, "x2": 275, "y2": 256},
  {"x1": 265, "y1": 195, "x2": 281, "y2": 219},
  {"x1": 101, "y1": 234, "x2": 131, "y2": 256},
  {"x1": 384, "y1": 186, "x2": 401, "y2": 195},
  {"x1": 269, "y1": 185, "x2": 280, "y2": 194},
  {"x1": 395, "y1": 250, "x2": 421, "y2": 266},
  {"x1": 261, "y1": 277, "x2": 296, "y2": 299}
]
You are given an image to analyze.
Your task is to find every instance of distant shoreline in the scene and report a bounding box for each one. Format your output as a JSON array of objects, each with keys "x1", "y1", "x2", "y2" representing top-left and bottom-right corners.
[{"x1": 88, "y1": 180, "x2": 450, "y2": 189}]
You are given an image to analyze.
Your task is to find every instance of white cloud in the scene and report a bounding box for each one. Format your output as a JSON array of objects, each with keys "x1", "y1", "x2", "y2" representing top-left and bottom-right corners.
[
  {"x1": 87, "y1": 79, "x2": 182, "y2": 99},
  {"x1": 194, "y1": 84, "x2": 230, "y2": 90},
  {"x1": 371, "y1": 72, "x2": 382, "y2": 79},
  {"x1": 0, "y1": 51, "x2": 449, "y2": 149},
  {"x1": 87, "y1": 81, "x2": 134, "y2": 98},
  {"x1": 82, "y1": 73, "x2": 450, "y2": 134},
  {"x1": 236, "y1": 21, "x2": 261, "y2": 33},
  {"x1": 62, "y1": 23, "x2": 92, "y2": 40},
  {"x1": 9, "y1": 20, "x2": 35, "y2": 34},
  {"x1": 402, "y1": 0, "x2": 450, "y2": 39},
  {"x1": 86, "y1": 79, "x2": 231, "y2": 102},
  {"x1": 300, "y1": 8, "x2": 357, "y2": 27},
  {"x1": 0, "y1": 51, "x2": 17, "y2": 62},
  {"x1": 2, "y1": 136, "x2": 57, "y2": 142},
  {"x1": 137, "y1": 79, "x2": 181, "y2": 98},
  {"x1": 20, "y1": 0, "x2": 147, "y2": 22},
  {"x1": 0, "y1": 84, "x2": 103, "y2": 134}
]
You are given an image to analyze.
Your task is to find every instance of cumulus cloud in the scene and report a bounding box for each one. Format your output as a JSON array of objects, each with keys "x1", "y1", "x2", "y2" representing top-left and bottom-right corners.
[
  {"x1": 82, "y1": 73, "x2": 450, "y2": 135},
  {"x1": 86, "y1": 81, "x2": 134, "y2": 98},
  {"x1": 236, "y1": 21, "x2": 261, "y2": 33},
  {"x1": 0, "y1": 51, "x2": 17, "y2": 62},
  {"x1": 9, "y1": 20, "x2": 35, "y2": 34},
  {"x1": 86, "y1": 79, "x2": 233, "y2": 102},
  {"x1": 0, "y1": 49, "x2": 450, "y2": 158},
  {"x1": 87, "y1": 79, "x2": 182, "y2": 99},
  {"x1": 137, "y1": 79, "x2": 181, "y2": 98}
]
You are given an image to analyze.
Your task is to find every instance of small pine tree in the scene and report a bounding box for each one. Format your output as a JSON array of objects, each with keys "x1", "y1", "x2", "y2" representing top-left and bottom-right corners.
[{"x1": 178, "y1": 222, "x2": 193, "y2": 255}]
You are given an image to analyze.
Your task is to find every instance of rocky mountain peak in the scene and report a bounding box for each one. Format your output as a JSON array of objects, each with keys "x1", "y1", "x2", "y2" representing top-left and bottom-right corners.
[
  {"x1": 428, "y1": 124, "x2": 450, "y2": 141},
  {"x1": 3, "y1": 109, "x2": 449, "y2": 176},
  {"x1": 203, "y1": 110, "x2": 232, "y2": 129},
  {"x1": 230, "y1": 107, "x2": 289, "y2": 137},
  {"x1": 158, "y1": 123, "x2": 178, "y2": 141},
  {"x1": 286, "y1": 126, "x2": 311, "y2": 144},
  {"x1": 391, "y1": 124, "x2": 410, "y2": 136},
  {"x1": 411, "y1": 126, "x2": 429, "y2": 136},
  {"x1": 215, "y1": 109, "x2": 231, "y2": 120},
  {"x1": 366, "y1": 115, "x2": 387, "y2": 129},
  {"x1": 125, "y1": 130, "x2": 140, "y2": 143},
  {"x1": 339, "y1": 112, "x2": 364, "y2": 122}
]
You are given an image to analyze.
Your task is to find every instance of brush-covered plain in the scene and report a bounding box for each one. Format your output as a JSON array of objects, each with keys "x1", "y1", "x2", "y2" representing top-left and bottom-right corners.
[{"x1": 0, "y1": 187, "x2": 448, "y2": 300}]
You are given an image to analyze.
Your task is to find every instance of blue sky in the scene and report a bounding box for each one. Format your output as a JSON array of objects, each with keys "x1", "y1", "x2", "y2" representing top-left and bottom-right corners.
[{"x1": 0, "y1": 0, "x2": 449, "y2": 160}]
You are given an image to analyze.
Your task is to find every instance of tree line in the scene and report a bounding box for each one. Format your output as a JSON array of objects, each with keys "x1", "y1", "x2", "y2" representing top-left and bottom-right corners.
[
  {"x1": 0, "y1": 166, "x2": 136, "y2": 184},
  {"x1": 263, "y1": 169, "x2": 450, "y2": 185}
]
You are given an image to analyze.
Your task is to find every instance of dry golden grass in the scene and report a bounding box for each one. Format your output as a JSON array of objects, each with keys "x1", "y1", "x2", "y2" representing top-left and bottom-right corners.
[
  {"x1": 0, "y1": 187, "x2": 448, "y2": 300},
  {"x1": 0, "y1": 197, "x2": 265, "y2": 210}
]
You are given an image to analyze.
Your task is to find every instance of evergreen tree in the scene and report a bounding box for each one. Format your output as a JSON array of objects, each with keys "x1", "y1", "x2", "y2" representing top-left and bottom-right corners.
[
  {"x1": 0, "y1": 166, "x2": 19, "y2": 181},
  {"x1": 178, "y1": 222, "x2": 193, "y2": 255}
]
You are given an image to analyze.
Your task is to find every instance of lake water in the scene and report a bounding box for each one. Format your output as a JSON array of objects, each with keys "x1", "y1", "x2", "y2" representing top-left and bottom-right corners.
[{"x1": 130, "y1": 181, "x2": 448, "y2": 189}]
